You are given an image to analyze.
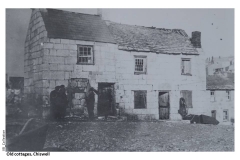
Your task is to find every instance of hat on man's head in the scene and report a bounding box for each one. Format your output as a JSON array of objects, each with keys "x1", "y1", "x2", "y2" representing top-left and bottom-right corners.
[
  {"x1": 55, "y1": 86, "x2": 61, "y2": 90},
  {"x1": 60, "y1": 85, "x2": 65, "y2": 88}
]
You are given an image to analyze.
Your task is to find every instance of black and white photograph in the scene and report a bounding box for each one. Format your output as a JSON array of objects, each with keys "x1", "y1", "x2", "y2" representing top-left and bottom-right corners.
[{"x1": 4, "y1": 3, "x2": 235, "y2": 154}]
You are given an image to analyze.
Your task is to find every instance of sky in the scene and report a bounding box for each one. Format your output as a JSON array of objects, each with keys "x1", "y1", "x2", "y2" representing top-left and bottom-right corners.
[{"x1": 6, "y1": 8, "x2": 234, "y2": 77}]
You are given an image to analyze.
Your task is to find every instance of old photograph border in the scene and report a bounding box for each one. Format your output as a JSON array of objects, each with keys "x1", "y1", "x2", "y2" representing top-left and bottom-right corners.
[{"x1": 1, "y1": 0, "x2": 239, "y2": 159}]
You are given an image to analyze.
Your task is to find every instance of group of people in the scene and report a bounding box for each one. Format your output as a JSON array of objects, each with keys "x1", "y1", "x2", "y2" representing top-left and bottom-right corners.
[{"x1": 50, "y1": 84, "x2": 99, "y2": 121}]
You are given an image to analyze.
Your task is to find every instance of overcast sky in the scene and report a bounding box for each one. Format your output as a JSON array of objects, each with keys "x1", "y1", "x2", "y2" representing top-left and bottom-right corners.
[{"x1": 6, "y1": 8, "x2": 234, "y2": 77}]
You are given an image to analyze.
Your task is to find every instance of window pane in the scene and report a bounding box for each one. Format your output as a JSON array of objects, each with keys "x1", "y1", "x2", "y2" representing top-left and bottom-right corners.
[
  {"x1": 88, "y1": 57, "x2": 91, "y2": 63},
  {"x1": 80, "y1": 47, "x2": 83, "y2": 51},
  {"x1": 84, "y1": 47, "x2": 87, "y2": 52},
  {"x1": 135, "y1": 58, "x2": 144, "y2": 72},
  {"x1": 88, "y1": 48, "x2": 91, "y2": 55}
]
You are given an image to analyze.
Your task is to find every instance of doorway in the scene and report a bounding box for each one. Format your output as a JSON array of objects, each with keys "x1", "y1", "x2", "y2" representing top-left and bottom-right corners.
[
  {"x1": 159, "y1": 91, "x2": 170, "y2": 120},
  {"x1": 211, "y1": 110, "x2": 216, "y2": 119},
  {"x1": 98, "y1": 83, "x2": 115, "y2": 116}
]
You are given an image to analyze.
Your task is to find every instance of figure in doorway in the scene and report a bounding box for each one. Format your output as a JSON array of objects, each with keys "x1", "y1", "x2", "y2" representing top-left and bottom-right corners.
[
  {"x1": 86, "y1": 87, "x2": 98, "y2": 120},
  {"x1": 178, "y1": 93, "x2": 188, "y2": 118},
  {"x1": 50, "y1": 86, "x2": 60, "y2": 120}
]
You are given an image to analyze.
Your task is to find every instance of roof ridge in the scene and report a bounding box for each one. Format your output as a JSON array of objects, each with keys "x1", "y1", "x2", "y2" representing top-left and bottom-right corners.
[
  {"x1": 46, "y1": 8, "x2": 101, "y2": 17},
  {"x1": 106, "y1": 20, "x2": 188, "y2": 37}
]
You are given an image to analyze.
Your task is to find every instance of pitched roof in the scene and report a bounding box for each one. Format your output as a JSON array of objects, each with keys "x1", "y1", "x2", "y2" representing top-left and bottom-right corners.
[
  {"x1": 40, "y1": 9, "x2": 116, "y2": 44},
  {"x1": 106, "y1": 21, "x2": 198, "y2": 54},
  {"x1": 206, "y1": 74, "x2": 234, "y2": 90}
]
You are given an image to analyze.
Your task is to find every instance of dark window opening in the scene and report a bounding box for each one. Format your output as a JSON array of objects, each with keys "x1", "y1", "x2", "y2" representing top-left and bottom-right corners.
[{"x1": 134, "y1": 90, "x2": 147, "y2": 109}]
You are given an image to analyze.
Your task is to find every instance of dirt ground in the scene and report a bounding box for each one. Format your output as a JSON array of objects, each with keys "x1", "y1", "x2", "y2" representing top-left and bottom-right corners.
[{"x1": 42, "y1": 121, "x2": 234, "y2": 152}]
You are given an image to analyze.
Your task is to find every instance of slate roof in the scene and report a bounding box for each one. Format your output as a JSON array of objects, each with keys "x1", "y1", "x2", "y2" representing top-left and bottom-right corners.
[
  {"x1": 106, "y1": 21, "x2": 199, "y2": 54},
  {"x1": 40, "y1": 9, "x2": 116, "y2": 44},
  {"x1": 39, "y1": 9, "x2": 199, "y2": 55},
  {"x1": 206, "y1": 75, "x2": 234, "y2": 90}
]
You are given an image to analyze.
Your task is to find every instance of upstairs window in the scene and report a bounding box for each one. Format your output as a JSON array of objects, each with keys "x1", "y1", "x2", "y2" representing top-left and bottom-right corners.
[
  {"x1": 134, "y1": 90, "x2": 147, "y2": 109},
  {"x1": 226, "y1": 90, "x2": 231, "y2": 100},
  {"x1": 134, "y1": 56, "x2": 147, "y2": 75},
  {"x1": 210, "y1": 91, "x2": 215, "y2": 102},
  {"x1": 181, "y1": 58, "x2": 191, "y2": 75},
  {"x1": 77, "y1": 45, "x2": 94, "y2": 64}
]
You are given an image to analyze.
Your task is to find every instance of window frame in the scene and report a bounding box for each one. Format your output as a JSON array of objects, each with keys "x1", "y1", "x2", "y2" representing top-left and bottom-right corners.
[
  {"x1": 226, "y1": 90, "x2": 231, "y2": 101},
  {"x1": 210, "y1": 91, "x2": 215, "y2": 102},
  {"x1": 134, "y1": 55, "x2": 147, "y2": 75},
  {"x1": 181, "y1": 58, "x2": 192, "y2": 76},
  {"x1": 180, "y1": 90, "x2": 193, "y2": 108},
  {"x1": 77, "y1": 45, "x2": 94, "y2": 65},
  {"x1": 133, "y1": 90, "x2": 147, "y2": 109},
  {"x1": 223, "y1": 109, "x2": 229, "y2": 121}
]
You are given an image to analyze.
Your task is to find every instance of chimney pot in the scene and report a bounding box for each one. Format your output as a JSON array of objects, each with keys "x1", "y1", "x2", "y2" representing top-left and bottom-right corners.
[{"x1": 191, "y1": 31, "x2": 201, "y2": 48}]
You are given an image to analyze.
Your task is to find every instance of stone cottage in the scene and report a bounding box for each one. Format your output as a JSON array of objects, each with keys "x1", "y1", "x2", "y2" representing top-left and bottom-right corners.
[
  {"x1": 205, "y1": 75, "x2": 234, "y2": 124},
  {"x1": 24, "y1": 9, "x2": 207, "y2": 120}
]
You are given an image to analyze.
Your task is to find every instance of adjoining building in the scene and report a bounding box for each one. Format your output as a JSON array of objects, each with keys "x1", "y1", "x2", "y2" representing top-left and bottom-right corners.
[{"x1": 206, "y1": 75, "x2": 234, "y2": 125}]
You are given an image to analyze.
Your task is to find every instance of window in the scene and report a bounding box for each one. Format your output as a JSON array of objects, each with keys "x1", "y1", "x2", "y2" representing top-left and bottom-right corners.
[
  {"x1": 223, "y1": 110, "x2": 229, "y2": 121},
  {"x1": 134, "y1": 56, "x2": 147, "y2": 74},
  {"x1": 181, "y1": 58, "x2": 191, "y2": 75},
  {"x1": 180, "y1": 90, "x2": 192, "y2": 108},
  {"x1": 77, "y1": 45, "x2": 94, "y2": 64},
  {"x1": 210, "y1": 91, "x2": 215, "y2": 102},
  {"x1": 226, "y1": 90, "x2": 231, "y2": 100},
  {"x1": 134, "y1": 91, "x2": 147, "y2": 109}
]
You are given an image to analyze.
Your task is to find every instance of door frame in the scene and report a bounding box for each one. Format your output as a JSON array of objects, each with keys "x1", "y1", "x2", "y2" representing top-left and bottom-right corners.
[
  {"x1": 158, "y1": 90, "x2": 171, "y2": 120},
  {"x1": 97, "y1": 83, "x2": 115, "y2": 116}
]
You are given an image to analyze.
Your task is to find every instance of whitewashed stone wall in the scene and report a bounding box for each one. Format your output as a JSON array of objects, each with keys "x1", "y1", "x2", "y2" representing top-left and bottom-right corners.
[{"x1": 114, "y1": 48, "x2": 206, "y2": 120}]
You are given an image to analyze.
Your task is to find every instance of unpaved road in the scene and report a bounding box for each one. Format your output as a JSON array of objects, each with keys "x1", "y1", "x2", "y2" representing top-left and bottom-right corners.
[{"x1": 44, "y1": 121, "x2": 234, "y2": 151}]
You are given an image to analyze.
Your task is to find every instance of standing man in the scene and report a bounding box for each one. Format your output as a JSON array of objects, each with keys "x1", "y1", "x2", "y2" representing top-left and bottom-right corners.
[
  {"x1": 50, "y1": 86, "x2": 60, "y2": 120},
  {"x1": 86, "y1": 87, "x2": 98, "y2": 120},
  {"x1": 57, "y1": 85, "x2": 68, "y2": 120}
]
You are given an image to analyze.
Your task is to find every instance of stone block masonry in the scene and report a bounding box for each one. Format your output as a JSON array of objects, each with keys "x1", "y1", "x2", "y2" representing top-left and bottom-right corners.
[{"x1": 24, "y1": 9, "x2": 207, "y2": 120}]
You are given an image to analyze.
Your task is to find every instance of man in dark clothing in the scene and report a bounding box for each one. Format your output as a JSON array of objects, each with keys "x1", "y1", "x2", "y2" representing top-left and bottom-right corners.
[
  {"x1": 86, "y1": 87, "x2": 98, "y2": 120},
  {"x1": 56, "y1": 85, "x2": 68, "y2": 119},
  {"x1": 50, "y1": 86, "x2": 60, "y2": 120}
]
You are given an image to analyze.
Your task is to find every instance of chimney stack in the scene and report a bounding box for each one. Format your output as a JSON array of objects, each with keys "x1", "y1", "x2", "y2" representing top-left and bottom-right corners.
[{"x1": 191, "y1": 31, "x2": 201, "y2": 48}]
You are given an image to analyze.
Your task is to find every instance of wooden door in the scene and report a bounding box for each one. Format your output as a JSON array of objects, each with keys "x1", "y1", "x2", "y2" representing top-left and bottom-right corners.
[
  {"x1": 98, "y1": 83, "x2": 115, "y2": 116},
  {"x1": 159, "y1": 92, "x2": 170, "y2": 120}
]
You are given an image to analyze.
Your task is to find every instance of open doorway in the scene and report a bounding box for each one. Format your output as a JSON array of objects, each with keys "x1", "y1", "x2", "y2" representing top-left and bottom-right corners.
[
  {"x1": 159, "y1": 91, "x2": 170, "y2": 120},
  {"x1": 211, "y1": 110, "x2": 216, "y2": 119},
  {"x1": 97, "y1": 83, "x2": 115, "y2": 116}
]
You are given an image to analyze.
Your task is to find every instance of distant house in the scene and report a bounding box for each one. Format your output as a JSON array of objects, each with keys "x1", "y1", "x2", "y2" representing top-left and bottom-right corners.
[
  {"x1": 206, "y1": 75, "x2": 234, "y2": 124},
  {"x1": 24, "y1": 9, "x2": 207, "y2": 120},
  {"x1": 206, "y1": 56, "x2": 234, "y2": 75}
]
